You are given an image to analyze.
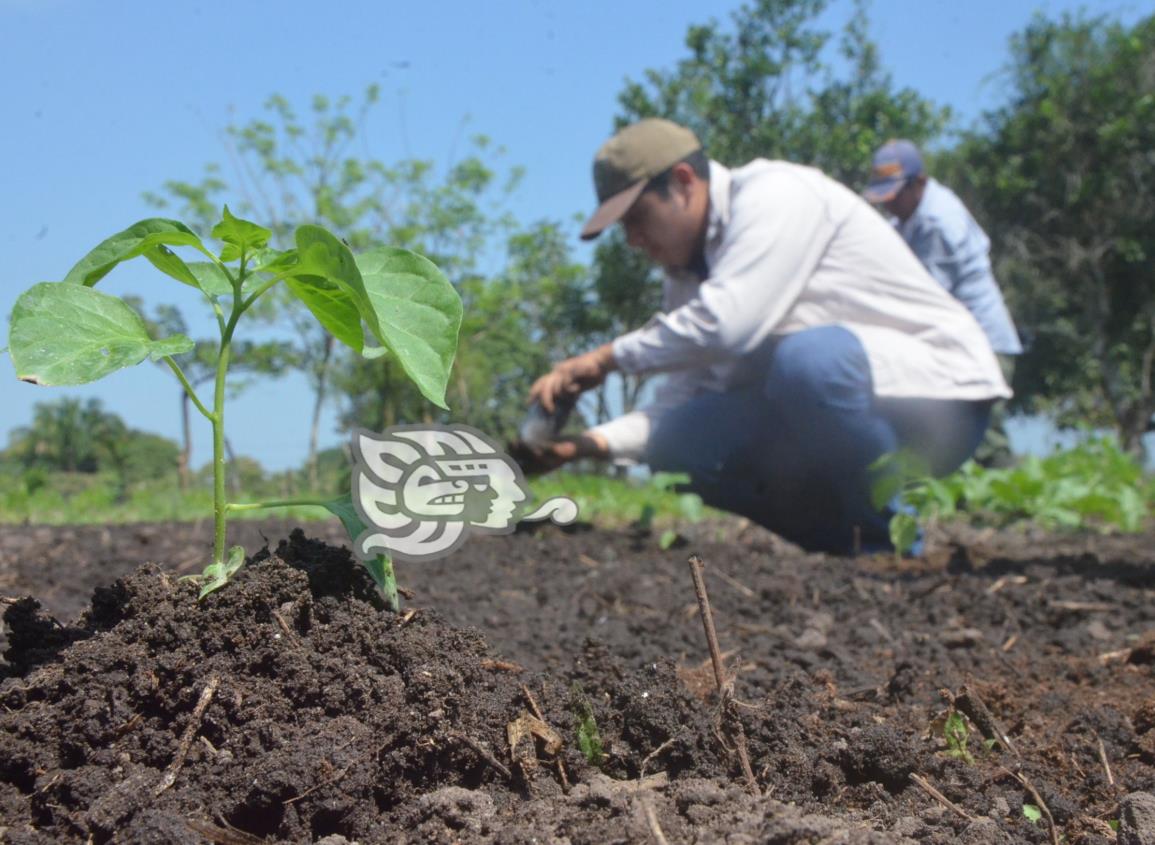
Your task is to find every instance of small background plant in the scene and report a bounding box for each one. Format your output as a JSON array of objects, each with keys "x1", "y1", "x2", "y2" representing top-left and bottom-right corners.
[
  {"x1": 636, "y1": 472, "x2": 706, "y2": 549},
  {"x1": 873, "y1": 438, "x2": 1153, "y2": 555}
]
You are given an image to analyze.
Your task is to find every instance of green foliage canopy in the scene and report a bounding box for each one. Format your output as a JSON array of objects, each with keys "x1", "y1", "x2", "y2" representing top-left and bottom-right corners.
[{"x1": 948, "y1": 13, "x2": 1155, "y2": 455}]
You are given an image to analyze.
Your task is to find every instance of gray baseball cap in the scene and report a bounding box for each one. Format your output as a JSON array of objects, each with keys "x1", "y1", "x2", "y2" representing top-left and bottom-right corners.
[
  {"x1": 580, "y1": 118, "x2": 702, "y2": 240},
  {"x1": 864, "y1": 139, "x2": 925, "y2": 203}
]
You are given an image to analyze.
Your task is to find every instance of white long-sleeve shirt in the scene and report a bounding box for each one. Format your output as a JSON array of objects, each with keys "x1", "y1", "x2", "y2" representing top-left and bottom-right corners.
[{"x1": 590, "y1": 159, "x2": 1011, "y2": 462}]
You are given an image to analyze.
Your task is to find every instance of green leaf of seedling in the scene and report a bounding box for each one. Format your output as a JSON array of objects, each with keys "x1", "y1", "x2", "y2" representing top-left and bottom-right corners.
[
  {"x1": 286, "y1": 227, "x2": 373, "y2": 354},
  {"x1": 678, "y1": 492, "x2": 705, "y2": 523},
  {"x1": 572, "y1": 687, "x2": 606, "y2": 767},
  {"x1": 63, "y1": 218, "x2": 213, "y2": 290},
  {"x1": 245, "y1": 248, "x2": 297, "y2": 294},
  {"x1": 650, "y1": 471, "x2": 691, "y2": 492},
  {"x1": 321, "y1": 494, "x2": 399, "y2": 612},
  {"x1": 356, "y1": 246, "x2": 463, "y2": 410},
  {"x1": 871, "y1": 469, "x2": 905, "y2": 511},
  {"x1": 659, "y1": 529, "x2": 679, "y2": 550},
  {"x1": 1022, "y1": 804, "x2": 1042, "y2": 824},
  {"x1": 186, "y1": 262, "x2": 234, "y2": 297},
  {"x1": 147, "y1": 334, "x2": 197, "y2": 361},
  {"x1": 9, "y1": 283, "x2": 194, "y2": 385},
  {"x1": 250, "y1": 247, "x2": 292, "y2": 273},
  {"x1": 285, "y1": 275, "x2": 365, "y2": 352},
  {"x1": 321, "y1": 493, "x2": 370, "y2": 547},
  {"x1": 361, "y1": 554, "x2": 398, "y2": 612},
  {"x1": 289, "y1": 230, "x2": 461, "y2": 408},
  {"x1": 889, "y1": 511, "x2": 920, "y2": 555},
  {"x1": 198, "y1": 545, "x2": 246, "y2": 599},
  {"x1": 211, "y1": 206, "x2": 271, "y2": 262},
  {"x1": 943, "y1": 710, "x2": 974, "y2": 763}
]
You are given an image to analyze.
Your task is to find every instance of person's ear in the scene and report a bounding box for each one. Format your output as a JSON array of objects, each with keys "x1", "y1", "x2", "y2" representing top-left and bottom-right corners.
[{"x1": 670, "y1": 162, "x2": 697, "y2": 203}]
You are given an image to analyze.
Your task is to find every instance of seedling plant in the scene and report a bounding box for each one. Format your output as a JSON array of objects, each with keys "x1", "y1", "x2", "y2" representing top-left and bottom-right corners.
[
  {"x1": 6, "y1": 209, "x2": 462, "y2": 609},
  {"x1": 638, "y1": 472, "x2": 706, "y2": 550},
  {"x1": 871, "y1": 437, "x2": 1152, "y2": 557}
]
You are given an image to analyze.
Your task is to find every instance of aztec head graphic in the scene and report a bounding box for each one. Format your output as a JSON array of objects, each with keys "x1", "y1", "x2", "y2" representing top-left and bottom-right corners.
[{"x1": 351, "y1": 425, "x2": 577, "y2": 562}]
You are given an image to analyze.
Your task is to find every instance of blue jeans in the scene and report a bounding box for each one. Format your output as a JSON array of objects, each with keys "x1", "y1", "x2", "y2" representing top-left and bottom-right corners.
[{"x1": 644, "y1": 326, "x2": 991, "y2": 554}]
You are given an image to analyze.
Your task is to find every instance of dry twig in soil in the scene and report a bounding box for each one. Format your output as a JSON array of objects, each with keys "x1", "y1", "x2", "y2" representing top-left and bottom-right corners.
[
  {"x1": 640, "y1": 797, "x2": 671, "y2": 845},
  {"x1": 955, "y1": 684, "x2": 1019, "y2": 758},
  {"x1": 909, "y1": 773, "x2": 977, "y2": 823},
  {"x1": 521, "y1": 683, "x2": 571, "y2": 790},
  {"x1": 687, "y1": 554, "x2": 759, "y2": 795},
  {"x1": 156, "y1": 675, "x2": 220, "y2": 796},
  {"x1": 1096, "y1": 734, "x2": 1115, "y2": 787},
  {"x1": 1001, "y1": 768, "x2": 1060, "y2": 845},
  {"x1": 455, "y1": 732, "x2": 513, "y2": 782}
]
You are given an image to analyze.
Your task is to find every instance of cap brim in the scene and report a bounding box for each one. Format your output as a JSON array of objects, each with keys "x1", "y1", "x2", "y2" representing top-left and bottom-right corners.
[
  {"x1": 580, "y1": 180, "x2": 647, "y2": 241},
  {"x1": 863, "y1": 177, "x2": 903, "y2": 204}
]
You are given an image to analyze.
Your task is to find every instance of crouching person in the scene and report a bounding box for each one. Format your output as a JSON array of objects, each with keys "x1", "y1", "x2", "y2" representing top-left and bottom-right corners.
[{"x1": 519, "y1": 119, "x2": 1009, "y2": 554}]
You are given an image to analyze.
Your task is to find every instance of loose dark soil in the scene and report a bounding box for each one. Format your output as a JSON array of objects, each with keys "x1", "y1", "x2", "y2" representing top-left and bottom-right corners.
[{"x1": 1, "y1": 517, "x2": 1154, "y2": 843}]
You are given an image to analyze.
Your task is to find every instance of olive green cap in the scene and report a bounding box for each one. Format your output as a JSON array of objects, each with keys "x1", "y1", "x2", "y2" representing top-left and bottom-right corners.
[{"x1": 580, "y1": 118, "x2": 702, "y2": 241}]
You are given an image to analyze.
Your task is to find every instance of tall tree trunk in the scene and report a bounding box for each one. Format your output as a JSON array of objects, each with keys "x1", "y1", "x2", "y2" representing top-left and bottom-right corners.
[
  {"x1": 224, "y1": 437, "x2": 240, "y2": 496},
  {"x1": 178, "y1": 390, "x2": 192, "y2": 491},
  {"x1": 306, "y1": 335, "x2": 335, "y2": 491}
]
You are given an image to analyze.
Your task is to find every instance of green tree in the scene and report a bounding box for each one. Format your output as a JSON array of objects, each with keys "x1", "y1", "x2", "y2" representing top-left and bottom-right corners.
[
  {"x1": 332, "y1": 138, "x2": 529, "y2": 434},
  {"x1": 614, "y1": 0, "x2": 947, "y2": 170},
  {"x1": 149, "y1": 90, "x2": 544, "y2": 463},
  {"x1": 595, "y1": 0, "x2": 949, "y2": 421},
  {"x1": 789, "y1": 1, "x2": 951, "y2": 183},
  {"x1": 8, "y1": 398, "x2": 106, "y2": 473},
  {"x1": 949, "y1": 13, "x2": 1155, "y2": 455},
  {"x1": 616, "y1": 0, "x2": 830, "y2": 165},
  {"x1": 130, "y1": 299, "x2": 294, "y2": 489},
  {"x1": 585, "y1": 231, "x2": 664, "y2": 423},
  {"x1": 6, "y1": 398, "x2": 180, "y2": 499}
]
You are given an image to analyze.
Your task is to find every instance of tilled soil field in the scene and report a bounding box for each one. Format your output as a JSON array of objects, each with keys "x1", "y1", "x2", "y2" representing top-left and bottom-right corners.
[{"x1": 2, "y1": 517, "x2": 1154, "y2": 843}]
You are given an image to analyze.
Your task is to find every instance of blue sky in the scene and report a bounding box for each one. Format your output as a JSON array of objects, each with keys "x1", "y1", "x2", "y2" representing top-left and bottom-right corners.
[{"x1": 2, "y1": 0, "x2": 1150, "y2": 471}]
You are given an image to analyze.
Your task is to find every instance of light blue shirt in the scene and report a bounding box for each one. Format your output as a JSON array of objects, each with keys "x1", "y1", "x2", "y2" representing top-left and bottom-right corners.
[{"x1": 897, "y1": 179, "x2": 1022, "y2": 355}]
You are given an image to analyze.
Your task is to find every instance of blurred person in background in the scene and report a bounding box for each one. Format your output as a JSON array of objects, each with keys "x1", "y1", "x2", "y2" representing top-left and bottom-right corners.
[
  {"x1": 515, "y1": 119, "x2": 1010, "y2": 554},
  {"x1": 865, "y1": 139, "x2": 1021, "y2": 467}
]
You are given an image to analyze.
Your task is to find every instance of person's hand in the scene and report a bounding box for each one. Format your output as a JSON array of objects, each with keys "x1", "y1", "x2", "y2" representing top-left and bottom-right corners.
[
  {"x1": 529, "y1": 343, "x2": 616, "y2": 412},
  {"x1": 507, "y1": 438, "x2": 579, "y2": 476},
  {"x1": 507, "y1": 433, "x2": 611, "y2": 476}
]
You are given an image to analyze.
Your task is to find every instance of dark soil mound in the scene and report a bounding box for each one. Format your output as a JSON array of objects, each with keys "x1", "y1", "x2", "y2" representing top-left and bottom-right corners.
[
  {"x1": 2, "y1": 521, "x2": 1155, "y2": 843},
  {"x1": 0, "y1": 531, "x2": 728, "y2": 844}
]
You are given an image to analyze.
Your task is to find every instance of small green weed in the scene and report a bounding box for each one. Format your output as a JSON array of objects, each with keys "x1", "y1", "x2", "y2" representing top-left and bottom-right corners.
[
  {"x1": 942, "y1": 709, "x2": 975, "y2": 764},
  {"x1": 571, "y1": 685, "x2": 606, "y2": 768}
]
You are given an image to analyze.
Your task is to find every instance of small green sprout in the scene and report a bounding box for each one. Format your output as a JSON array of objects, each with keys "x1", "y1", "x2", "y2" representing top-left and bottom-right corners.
[
  {"x1": 571, "y1": 685, "x2": 606, "y2": 768},
  {"x1": 869, "y1": 449, "x2": 938, "y2": 557},
  {"x1": 942, "y1": 710, "x2": 975, "y2": 764},
  {"x1": 648, "y1": 472, "x2": 705, "y2": 550},
  {"x1": 7, "y1": 209, "x2": 461, "y2": 606},
  {"x1": 1022, "y1": 803, "x2": 1043, "y2": 824}
]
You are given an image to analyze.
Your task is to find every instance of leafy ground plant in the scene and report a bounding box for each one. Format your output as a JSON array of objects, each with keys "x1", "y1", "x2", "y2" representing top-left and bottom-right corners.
[
  {"x1": 6, "y1": 209, "x2": 461, "y2": 607},
  {"x1": 637, "y1": 472, "x2": 706, "y2": 550},
  {"x1": 872, "y1": 438, "x2": 1152, "y2": 555}
]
